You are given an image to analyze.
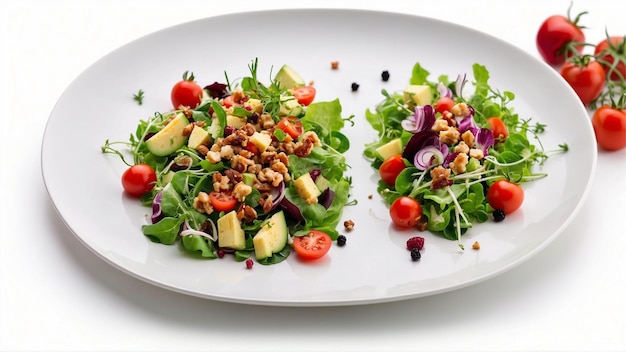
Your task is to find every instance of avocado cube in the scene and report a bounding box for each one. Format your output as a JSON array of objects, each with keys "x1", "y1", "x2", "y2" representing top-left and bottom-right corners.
[
  {"x1": 403, "y1": 85, "x2": 433, "y2": 106},
  {"x1": 294, "y1": 173, "x2": 321, "y2": 204},
  {"x1": 375, "y1": 138, "x2": 403, "y2": 161},
  {"x1": 217, "y1": 210, "x2": 246, "y2": 250},
  {"x1": 187, "y1": 125, "x2": 210, "y2": 149}
]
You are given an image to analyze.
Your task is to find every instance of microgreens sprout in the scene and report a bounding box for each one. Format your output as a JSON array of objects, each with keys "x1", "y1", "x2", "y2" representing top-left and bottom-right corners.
[{"x1": 133, "y1": 89, "x2": 145, "y2": 105}]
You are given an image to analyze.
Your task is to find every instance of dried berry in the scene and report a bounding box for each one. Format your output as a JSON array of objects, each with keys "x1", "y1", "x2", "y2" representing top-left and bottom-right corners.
[
  {"x1": 410, "y1": 248, "x2": 421, "y2": 261},
  {"x1": 217, "y1": 249, "x2": 226, "y2": 258},
  {"x1": 351, "y1": 82, "x2": 360, "y2": 92},
  {"x1": 245, "y1": 258, "x2": 254, "y2": 269},
  {"x1": 337, "y1": 235, "x2": 347, "y2": 247},
  {"x1": 381, "y1": 70, "x2": 390, "y2": 81},
  {"x1": 406, "y1": 236, "x2": 425, "y2": 251},
  {"x1": 493, "y1": 209, "x2": 506, "y2": 222}
]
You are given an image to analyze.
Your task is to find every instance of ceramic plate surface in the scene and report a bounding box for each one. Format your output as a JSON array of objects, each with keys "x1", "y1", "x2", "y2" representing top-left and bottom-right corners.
[{"x1": 41, "y1": 9, "x2": 596, "y2": 306}]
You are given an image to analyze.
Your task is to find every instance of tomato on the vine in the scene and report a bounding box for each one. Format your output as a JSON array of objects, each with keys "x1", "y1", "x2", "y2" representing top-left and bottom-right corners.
[
  {"x1": 560, "y1": 59, "x2": 606, "y2": 106},
  {"x1": 433, "y1": 97, "x2": 455, "y2": 114},
  {"x1": 389, "y1": 196, "x2": 423, "y2": 228},
  {"x1": 379, "y1": 154, "x2": 406, "y2": 186},
  {"x1": 293, "y1": 230, "x2": 332, "y2": 260},
  {"x1": 171, "y1": 71, "x2": 203, "y2": 109},
  {"x1": 594, "y1": 36, "x2": 626, "y2": 81},
  {"x1": 486, "y1": 117, "x2": 509, "y2": 142},
  {"x1": 536, "y1": 8, "x2": 586, "y2": 65},
  {"x1": 291, "y1": 86, "x2": 316, "y2": 106},
  {"x1": 487, "y1": 180, "x2": 524, "y2": 215},
  {"x1": 276, "y1": 116, "x2": 303, "y2": 139},
  {"x1": 121, "y1": 164, "x2": 157, "y2": 197},
  {"x1": 592, "y1": 106, "x2": 626, "y2": 151},
  {"x1": 209, "y1": 191, "x2": 238, "y2": 212}
]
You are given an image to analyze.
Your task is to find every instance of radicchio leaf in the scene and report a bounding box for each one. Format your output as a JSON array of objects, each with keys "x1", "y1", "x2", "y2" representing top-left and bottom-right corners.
[{"x1": 401, "y1": 104, "x2": 436, "y2": 133}]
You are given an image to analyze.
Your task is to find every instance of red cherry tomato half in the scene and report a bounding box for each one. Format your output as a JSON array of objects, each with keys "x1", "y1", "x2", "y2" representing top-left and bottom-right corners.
[
  {"x1": 291, "y1": 86, "x2": 316, "y2": 106},
  {"x1": 121, "y1": 164, "x2": 157, "y2": 197},
  {"x1": 171, "y1": 71, "x2": 203, "y2": 109},
  {"x1": 486, "y1": 117, "x2": 509, "y2": 142},
  {"x1": 487, "y1": 180, "x2": 524, "y2": 215},
  {"x1": 560, "y1": 60, "x2": 605, "y2": 106},
  {"x1": 293, "y1": 230, "x2": 332, "y2": 260},
  {"x1": 592, "y1": 106, "x2": 626, "y2": 151},
  {"x1": 594, "y1": 36, "x2": 626, "y2": 81},
  {"x1": 389, "y1": 196, "x2": 423, "y2": 228},
  {"x1": 379, "y1": 154, "x2": 406, "y2": 186},
  {"x1": 536, "y1": 14, "x2": 585, "y2": 65},
  {"x1": 433, "y1": 97, "x2": 455, "y2": 114},
  {"x1": 276, "y1": 116, "x2": 304, "y2": 139},
  {"x1": 209, "y1": 191, "x2": 238, "y2": 212}
]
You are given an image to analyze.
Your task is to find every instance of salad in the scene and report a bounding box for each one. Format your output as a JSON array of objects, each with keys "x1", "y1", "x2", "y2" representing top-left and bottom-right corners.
[
  {"x1": 102, "y1": 59, "x2": 353, "y2": 266},
  {"x1": 364, "y1": 62, "x2": 567, "y2": 253}
]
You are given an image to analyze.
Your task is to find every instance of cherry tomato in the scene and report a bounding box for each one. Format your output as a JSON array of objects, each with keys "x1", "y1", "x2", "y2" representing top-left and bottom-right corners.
[
  {"x1": 245, "y1": 142, "x2": 259, "y2": 155},
  {"x1": 591, "y1": 106, "x2": 626, "y2": 151},
  {"x1": 222, "y1": 95, "x2": 235, "y2": 108},
  {"x1": 594, "y1": 36, "x2": 626, "y2": 81},
  {"x1": 291, "y1": 86, "x2": 316, "y2": 106},
  {"x1": 486, "y1": 117, "x2": 509, "y2": 142},
  {"x1": 171, "y1": 71, "x2": 203, "y2": 109},
  {"x1": 560, "y1": 60, "x2": 605, "y2": 106},
  {"x1": 389, "y1": 196, "x2": 423, "y2": 228},
  {"x1": 276, "y1": 116, "x2": 303, "y2": 139},
  {"x1": 293, "y1": 230, "x2": 332, "y2": 260},
  {"x1": 379, "y1": 154, "x2": 406, "y2": 186},
  {"x1": 209, "y1": 191, "x2": 238, "y2": 212},
  {"x1": 121, "y1": 164, "x2": 157, "y2": 197},
  {"x1": 487, "y1": 180, "x2": 524, "y2": 215},
  {"x1": 536, "y1": 11, "x2": 585, "y2": 65},
  {"x1": 433, "y1": 97, "x2": 455, "y2": 114}
]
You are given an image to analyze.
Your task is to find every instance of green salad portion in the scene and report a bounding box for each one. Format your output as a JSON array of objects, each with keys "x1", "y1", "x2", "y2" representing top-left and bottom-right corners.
[
  {"x1": 364, "y1": 62, "x2": 567, "y2": 249},
  {"x1": 102, "y1": 59, "x2": 353, "y2": 265}
]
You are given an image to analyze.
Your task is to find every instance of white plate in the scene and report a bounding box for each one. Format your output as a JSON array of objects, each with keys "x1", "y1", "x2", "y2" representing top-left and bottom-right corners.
[{"x1": 41, "y1": 9, "x2": 596, "y2": 306}]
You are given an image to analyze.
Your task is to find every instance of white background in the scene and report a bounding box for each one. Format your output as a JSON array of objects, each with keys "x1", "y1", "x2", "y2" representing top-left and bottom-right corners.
[{"x1": 2, "y1": 0, "x2": 625, "y2": 351}]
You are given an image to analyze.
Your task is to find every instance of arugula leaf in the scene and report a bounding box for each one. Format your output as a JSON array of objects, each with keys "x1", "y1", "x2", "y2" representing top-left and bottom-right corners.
[{"x1": 410, "y1": 62, "x2": 430, "y2": 85}]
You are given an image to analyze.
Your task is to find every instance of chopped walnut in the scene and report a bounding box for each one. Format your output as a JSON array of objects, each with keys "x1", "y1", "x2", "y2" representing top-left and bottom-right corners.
[
  {"x1": 417, "y1": 216, "x2": 428, "y2": 231},
  {"x1": 182, "y1": 123, "x2": 195, "y2": 136},
  {"x1": 259, "y1": 113, "x2": 275, "y2": 129},
  {"x1": 233, "y1": 182, "x2": 252, "y2": 202},
  {"x1": 231, "y1": 154, "x2": 255, "y2": 173},
  {"x1": 213, "y1": 173, "x2": 231, "y2": 192},
  {"x1": 220, "y1": 145, "x2": 235, "y2": 160},
  {"x1": 193, "y1": 192, "x2": 214, "y2": 214},
  {"x1": 461, "y1": 130, "x2": 475, "y2": 148},
  {"x1": 454, "y1": 141, "x2": 470, "y2": 154},
  {"x1": 469, "y1": 148, "x2": 484, "y2": 160},
  {"x1": 344, "y1": 219, "x2": 355, "y2": 231},
  {"x1": 196, "y1": 145, "x2": 209, "y2": 156},
  {"x1": 300, "y1": 131, "x2": 322, "y2": 147},
  {"x1": 431, "y1": 119, "x2": 450, "y2": 132},
  {"x1": 430, "y1": 166, "x2": 452, "y2": 190},
  {"x1": 237, "y1": 204, "x2": 258, "y2": 223},
  {"x1": 331, "y1": 61, "x2": 339, "y2": 69},
  {"x1": 258, "y1": 168, "x2": 283, "y2": 187},
  {"x1": 206, "y1": 151, "x2": 221, "y2": 163},
  {"x1": 231, "y1": 89, "x2": 248, "y2": 105},
  {"x1": 439, "y1": 127, "x2": 460, "y2": 145},
  {"x1": 451, "y1": 103, "x2": 470, "y2": 117},
  {"x1": 450, "y1": 152, "x2": 469, "y2": 174},
  {"x1": 472, "y1": 241, "x2": 480, "y2": 250},
  {"x1": 270, "y1": 159, "x2": 291, "y2": 182}
]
